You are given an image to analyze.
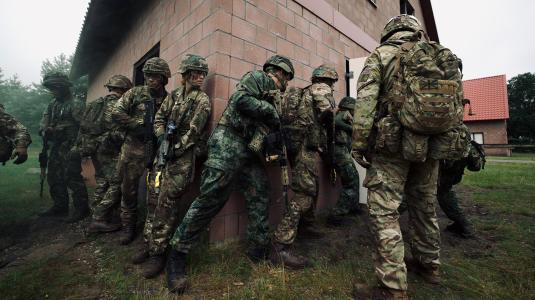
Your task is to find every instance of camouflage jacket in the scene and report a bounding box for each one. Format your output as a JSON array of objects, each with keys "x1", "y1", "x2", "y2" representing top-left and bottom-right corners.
[
  {"x1": 0, "y1": 104, "x2": 31, "y2": 147},
  {"x1": 303, "y1": 82, "x2": 336, "y2": 149},
  {"x1": 40, "y1": 94, "x2": 84, "y2": 145},
  {"x1": 112, "y1": 86, "x2": 167, "y2": 158},
  {"x1": 77, "y1": 93, "x2": 123, "y2": 156},
  {"x1": 439, "y1": 141, "x2": 485, "y2": 187},
  {"x1": 352, "y1": 31, "x2": 417, "y2": 151},
  {"x1": 154, "y1": 86, "x2": 211, "y2": 158},
  {"x1": 334, "y1": 109, "x2": 353, "y2": 150},
  {"x1": 218, "y1": 70, "x2": 279, "y2": 141}
]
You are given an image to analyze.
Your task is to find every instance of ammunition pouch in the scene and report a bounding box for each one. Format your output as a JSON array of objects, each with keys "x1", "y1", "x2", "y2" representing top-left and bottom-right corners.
[
  {"x1": 428, "y1": 123, "x2": 470, "y2": 160},
  {"x1": 248, "y1": 125, "x2": 270, "y2": 155},
  {"x1": 401, "y1": 129, "x2": 429, "y2": 162},
  {"x1": 375, "y1": 115, "x2": 402, "y2": 153}
]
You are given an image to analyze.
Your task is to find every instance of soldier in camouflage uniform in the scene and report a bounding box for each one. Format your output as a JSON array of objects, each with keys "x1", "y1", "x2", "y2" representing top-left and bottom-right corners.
[
  {"x1": 39, "y1": 72, "x2": 90, "y2": 222},
  {"x1": 352, "y1": 15, "x2": 443, "y2": 299},
  {"x1": 165, "y1": 55, "x2": 294, "y2": 294},
  {"x1": 83, "y1": 75, "x2": 133, "y2": 233},
  {"x1": 271, "y1": 64, "x2": 338, "y2": 268},
  {"x1": 111, "y1": 57, "x2": 170, "y2": 245},
  {"x1": 0, "y1": 104, "x2": 31, "y2": 165},
  {"x1": 132, "y1": 54, "x2": 211, "y2": 279},
  {"x1": 326, "y1": 96, "x2": 361, "y2": 226}
]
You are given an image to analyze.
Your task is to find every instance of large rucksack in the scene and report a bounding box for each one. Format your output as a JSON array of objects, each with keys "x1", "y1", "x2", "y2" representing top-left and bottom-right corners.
[
  {"x1": 281, "y1": 86, "x2": 305, "y2": 155},
  {"x1": 390, "y1": 38, "x2": 464, "y2": 135}
]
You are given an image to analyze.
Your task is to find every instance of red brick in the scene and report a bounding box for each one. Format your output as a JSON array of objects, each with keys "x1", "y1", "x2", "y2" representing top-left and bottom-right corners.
[
  {"x1": 294, "y1": 14, "x2": 309, "y2": 35},
  {"x1": 329, "y1": 48, "x2": 343, "y2": 65},
  {"x1": 256, "y1": 27, "x2": 277, "y2": 51},
  {"x1": 294, "y1": 46, "x2": 309, "y2": 65},
  {"x1": 268, "y1": 17, "x2": 286, "y2": 38},
  {"x1": 302, "y1": 34, "x2": 315, "y2": 53},
  {"x1": 188, "y1": 24, "x2": 203, "y2": 47},
  {"x1": 292, "y1": 61, "x2": 304, "y2": 79},
  {"x1": 257, "y1": 0, "x2": 277, "y2": 16},
  {"x1": 276, "y1": 3, "x2": 294, "y2": 26},
  {"x1": 211, "y1": 0, "x2": 233, "y2": 14},
  {"x1": 230, "y1": 57, "x2": 254, "y2": 79},
  {"x1": 192, "y1": 0, "x2": 211, "y2": 26},
  {"x1": 302, "y1": 7, "x2": 317, "y2": 24},
  {"x1": 214, "y1": 74, "x2": 230, "y2": 99},
  {"x1": 191, "y1": 36, "x2": 211, "y2": 58},
  {"x1": 231, "y1": 36, "x2": 244, "y2": 58},
  {"x1": 245, "y1": 2, "x2": 269, "y2": 30},
  {"x1": 243, "y1": 42, "x2": 267, "y2": 66},
  {"x1": 215, "y1": 53, "x2": 231, "y2": 76},
  {"x1": 211, "y1": 97, "x2": 228, "y2": 124},
  {"x1": 316, "y1": 42, "x2": 329, "y2": 59},
  {"x1": 233, "y1": 0, "x2": 245, "y2": 18},
  {"x1": 276, "y1": 37, "x2": 294, "y2": 58},
  {"x1": 322, "y1": 30, "x2": 335, "y2": 48},
  {"x1": 229, "y1": 78, "x2": 239, "y2": 94},
  {"x1": 175, "y1": 0, "x2": 191, "y2": 24},
  {"x1": 286, "y1": 26, "x2": 302, "y2": 46},
  {"x1": 232, "y1": 16, "x2": 256, "y2": 41},
  {"x1": 204, "y1": 10, "x2": 232, "y2": 38},
  {"x1": 309, "y1": 23, "x2": 322, "y2": 40},
  {"x1": 210, "y1": 31, "x2": 232, "y2": 55},
  {"x1": 287, "y1": 0, "x2": 302, "y2": 15}
]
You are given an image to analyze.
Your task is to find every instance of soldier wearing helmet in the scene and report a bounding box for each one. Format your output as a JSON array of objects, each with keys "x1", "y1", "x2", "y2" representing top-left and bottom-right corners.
[
  {"x1": 325, "y1": 96, "x2": 362, "y2": 226},
  {"x1": 0, "y1": 104, "x2": 31, "y2": 165},
  {"x1": 111, "y1": 57, "x2": 171, "y2": 245},
  {"x1": 82, "y1": 74, "x2": 133, "y2": 234},
  {"x1": 38, "y1": 72, "x2": 90, "y2": 222},
  {"x1": 165, "y1": 55, "x2": 294, "y2": 293},
  {"x1": 132, "y1": 54, "x2": 211, "y2": 279},
  {"x1": 270, "y1": 64, "x2": 338, "y2": 268},
  {"x1": 352, "y1": 15, "x2": 442, "y2": 299}
]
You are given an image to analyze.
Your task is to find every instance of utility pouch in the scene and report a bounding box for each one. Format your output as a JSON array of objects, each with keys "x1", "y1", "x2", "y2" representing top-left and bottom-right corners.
[
  {"x1": 401, "y1": 129, "x2": 429, "y2": 162},
  {"x1": 248, "y1": 125, "x2": 269, "y2": 155},
  {"x1": 428, "y1": 123, "x2": 470, "y2": 160},
  {"x1": 375, "y1": 115, "x2": 402, "y2": 153}
]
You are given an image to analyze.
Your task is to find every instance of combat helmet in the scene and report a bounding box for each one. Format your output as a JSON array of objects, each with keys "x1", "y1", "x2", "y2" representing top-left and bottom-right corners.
[
  {"x1": 105, "y1": 75, "x2": 133, "y2": 90},
  {"x1": 42, "y1": 72, "x2": 72, "y2": 89},
  {"x1": 380, "y1": 14, "x2": 422, "y2": 43},
  {"x1": 338, "y1": 96, "x2": 356, "y2": 110},
  {"x1": 312, "y1": 64, "x2": 338, "y2": 81},
  {"x1": 143, "y1": 57, "x2": 171, "y2": 78},
  {"x1": 263, "y1": 55, "x2": 294, "y2": 80},
  {"x1": 178, "y1": 54, "x2": 209, "y2": 74}
]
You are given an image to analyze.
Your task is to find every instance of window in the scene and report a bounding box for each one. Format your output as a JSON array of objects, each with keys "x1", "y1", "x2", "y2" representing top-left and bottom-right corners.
[
  {"x1": 133, "y1": 43, "x2": 160, "y2": 86},
  {"x1": 400, "y1": 0, "x2": 414, "y2": 15},
  {"x1": 471, "y1": 132, "x2": 484, "y2": 144}
]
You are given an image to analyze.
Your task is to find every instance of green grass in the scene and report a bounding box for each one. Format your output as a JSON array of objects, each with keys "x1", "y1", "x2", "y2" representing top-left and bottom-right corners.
[
  {"x1": 0, "y1": 155, "x2": 534, "y2": 299},
  {"x1": 488, "y1": 152, "x2": 535, "y2": 161}
]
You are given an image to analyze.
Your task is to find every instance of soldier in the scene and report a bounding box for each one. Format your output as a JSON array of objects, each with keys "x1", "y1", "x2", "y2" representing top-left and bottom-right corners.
[
  {"x1": 165, "y1": 55, "x2": 294, "y2": 293},
  {"x1": 39, "y1": 72, "x2": 90, "y2": 222},
  {"x1": 112, "y1": 57, "x2": 171, "y2": 245},
  {"x1": 83, "y1": 75, "x2": 133, "y2": 233},
  {"x1": 326, "y1": 96, "x2": 361, "y2": 226},
  {"x1": 132, "y1": 54, "x2": 211, "y2": 279},
  {"x1": 0, "y1": 104, "x2": 31, "y2": 165},
  {"x1": 352, "y1": 15, "x2": 463, "y2": 299},
  {"x1": 271, "y1": 64, "x2": 338, "y2": 269}
]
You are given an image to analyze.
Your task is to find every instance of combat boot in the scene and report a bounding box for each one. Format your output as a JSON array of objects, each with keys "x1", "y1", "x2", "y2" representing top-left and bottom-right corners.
[
  {"x1": 38, "y1": 206, "x2": 68, "y2": 218},
  {"x1": 405, "y1": 258, "x2": 441, "y2": 284},
  {"x1": 246, "y1": 245, "x2": 269, "y2": 263},
  {"x1": 142, "y1": 254, "x2": 166, "y2": 279},
  {"x1": 65, "y1": 208, "x2": 90, "y2": 223},
  {"x1": 371, "y1": 287, "x2": 409, "y2": 300},
  {"x1": 270, "y1": 242, "x2": 309, "y2": 269},
  {"x1": 119, "y1": 223, "x2": 136, "y2": 245},
  {"x1": 131, "y1": 245, "x2": 149, "y2": 265},
  {"x1": 87, "y1": 220, "x2": 121, "y2": 233},
  {"x1": 446, "y1": 220, "x2": 475, "y2": 239},
  {"x1": 166, "y1": 249, "x2": 187, "y2": 293}
]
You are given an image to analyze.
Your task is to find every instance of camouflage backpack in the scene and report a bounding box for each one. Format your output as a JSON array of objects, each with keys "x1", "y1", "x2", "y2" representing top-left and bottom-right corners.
[
  {"x1": 80, "y1": 97, "x2": 107, "y2": 135},
  {"x1": 388, "y1": 37, "x2": 464, "y2": 135},
  {"x1": 281, "y1": 86, "x2": 305, "y2": 155}
]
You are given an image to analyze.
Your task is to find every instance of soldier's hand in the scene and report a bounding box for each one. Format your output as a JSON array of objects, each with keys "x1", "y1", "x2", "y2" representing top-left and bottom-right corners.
[
  {"x1": 352, "y1": 150, "x2": 371, "y2": 169},
  {"x1": 11, "y1": 147, "x2": 28, "y2": 165}
]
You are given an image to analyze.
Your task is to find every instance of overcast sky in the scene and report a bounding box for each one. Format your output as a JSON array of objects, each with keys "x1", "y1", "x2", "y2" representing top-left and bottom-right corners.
[{"x1": 0, "y1": 0, "x2": 533, "y2": 84}]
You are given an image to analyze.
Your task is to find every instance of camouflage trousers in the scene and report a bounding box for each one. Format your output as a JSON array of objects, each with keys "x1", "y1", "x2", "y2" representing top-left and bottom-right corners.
[
  {"x1": 91, "y1": 151, "x2": 121, "y2": 221},
  {"x1": 170, "y1": 126, "x2": 270, "y2": 253},
  {"x1": 365, "y1": 152, "x2": 440, "y2": 291},
  {"x1": 437, "y1": 182, "x2": 468, "y2": 224},
  {"x1": 273, "y1": 146, "x2": 318, "y2": 245},
  {"x1": 47, "y1": 142, "x2": 89, "y2": 212},
  {"x1": 143, "y1": 151, "x2": 195, "y2": 256},
  {"x1": 330, "y1": 146, "x2": 360, "y2": 216},
  {"x1": 115, "y1": 153, "x2": 147, "y2": 225}
]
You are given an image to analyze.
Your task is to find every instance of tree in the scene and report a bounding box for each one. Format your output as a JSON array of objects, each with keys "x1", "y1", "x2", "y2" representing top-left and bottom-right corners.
[{"x1": 507, "y1": 73, "x2": 535, "y2": 144}]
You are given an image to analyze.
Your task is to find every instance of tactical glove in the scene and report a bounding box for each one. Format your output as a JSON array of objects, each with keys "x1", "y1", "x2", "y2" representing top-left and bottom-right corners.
[
  {"x1": 352, "y1": 150, "x2": 371, "y2": 169},
  {"x1": 11, "y1": 146, "x2": 28, "y2": 165}
]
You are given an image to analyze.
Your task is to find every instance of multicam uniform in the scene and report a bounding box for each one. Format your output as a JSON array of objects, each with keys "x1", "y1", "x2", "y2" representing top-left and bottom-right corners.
[
  {"x1": 0, "y1": 104, "x2": 31, "y2": 163},
  {"x1": 40, "y1": 90, "x2": 89, "y2": 214},
  {"x1": 352, "y1": 22, "x2": 441, "y2": 291},
  {"x1": 273, "y1": 81, "x2": 334, "y2": 245},
  {"x1": 144, "y1": 86, "x2": 211, "y2": 256}
]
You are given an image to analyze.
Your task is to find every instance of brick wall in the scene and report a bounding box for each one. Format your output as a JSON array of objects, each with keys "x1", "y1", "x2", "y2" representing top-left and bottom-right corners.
[
  {"x1": 466, "y1": 120, "x2": 511, "y2": 156},
  {"x1": 83, "y1": 0, "x2": 427, "y2": 242}
]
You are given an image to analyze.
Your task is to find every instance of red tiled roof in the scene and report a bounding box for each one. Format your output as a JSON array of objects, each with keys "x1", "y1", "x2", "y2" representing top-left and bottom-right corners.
[{"x1": 463, "y1": 74, "x2": 509, "y2": 121}]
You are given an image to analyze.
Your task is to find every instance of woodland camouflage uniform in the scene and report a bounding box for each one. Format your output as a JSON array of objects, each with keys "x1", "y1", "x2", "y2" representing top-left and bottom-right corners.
[
  {"x1": 352, "y1": 15, "x2": 449, "y2": 296},
  {"x1": 81, "y1": 75, "x2": 132, "y2": 230},
  {"x1": 0, "y1": 104, "x2": 31, "y2": 164},
  {"x1": 111, "y1": 57, "x2": 170, "y2": 244},
  {"x1": 39, "y1": 72, "x2": 89, "y2": 219}
]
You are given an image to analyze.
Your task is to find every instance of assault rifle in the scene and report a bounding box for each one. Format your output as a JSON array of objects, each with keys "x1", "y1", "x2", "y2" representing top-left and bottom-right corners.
[
  {"x1": 329, "y1": 109, "x2": 337, "y2": 185},
  {"x1": 153, "y1": 121, "x2": 177, "y2": 195},
  {"x1": 38, "y1": 133, "x2": 49, "y2": 199},
  {"x1": 143, "y1": 99, "x2": 156, "y2": 168}
]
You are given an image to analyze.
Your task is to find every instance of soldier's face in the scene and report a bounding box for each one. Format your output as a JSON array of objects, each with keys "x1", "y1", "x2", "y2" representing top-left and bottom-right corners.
[
  {"x1": 144, "y1": 73, "x2": 164, "y2": 90},
  {"x1": 49, "y1": 87, "x2": 68, "y2": 98},
  {"x1": 187, "y1": 70, "x2": 206, "y2": 89}
]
